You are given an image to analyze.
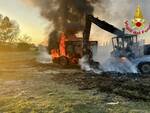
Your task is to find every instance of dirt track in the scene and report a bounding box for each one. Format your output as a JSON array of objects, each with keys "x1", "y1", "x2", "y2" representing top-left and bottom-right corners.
[{"x1": 0, "y1": 52, "x2": 150, "y2": 113}]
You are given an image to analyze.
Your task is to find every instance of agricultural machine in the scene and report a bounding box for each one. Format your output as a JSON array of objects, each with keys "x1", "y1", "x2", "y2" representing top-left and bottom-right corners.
[
  {"x1": 83, "y1": 15, "x2": 150, "y2": 74},
  {"x1": 49, "y1": 32, "x2": 98, "y2": 66},
  {"x1": 48, "y1": 14, "x2": 150, "y2": 74}
]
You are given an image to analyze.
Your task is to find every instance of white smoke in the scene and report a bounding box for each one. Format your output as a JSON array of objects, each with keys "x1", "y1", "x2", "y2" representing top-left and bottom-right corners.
[
  {"x1": 79, "y1": 56, "x2": 103, "y2": 74},
  {"x1": 103, "y1": 57, "x2": 138, "y2": 73},
  {"x1": 37, "y1": 45, "x2": 52, "y2": 64},
  {"x1": 95, "y1": 44, "x2": 138, "y2": 73},
  {"x1": 79, "y1": 43, "x2": 138, "y2": 74},
  {"x1": 93, "y1": 44, "x2": 112, "y2": 64}
]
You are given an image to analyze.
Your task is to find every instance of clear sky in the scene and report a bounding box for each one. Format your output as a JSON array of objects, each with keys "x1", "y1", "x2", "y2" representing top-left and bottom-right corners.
[{"x1": 0, "y1": 0, "x2": 48, "y2": 44}]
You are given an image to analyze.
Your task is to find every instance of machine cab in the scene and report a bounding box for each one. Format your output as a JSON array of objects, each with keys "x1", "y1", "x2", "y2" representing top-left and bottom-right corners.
[
  {"x1": 112, "y1": 35, "x2": 138, "y2": 50},
  {"x1": 111, "y1": 35, "x2": 144, "y2": 59}
]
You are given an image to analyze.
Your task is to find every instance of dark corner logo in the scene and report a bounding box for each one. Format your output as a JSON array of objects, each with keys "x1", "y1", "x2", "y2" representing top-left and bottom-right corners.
[{"x1": 125, "y1": 4, "x2": 150, "y2": 35}]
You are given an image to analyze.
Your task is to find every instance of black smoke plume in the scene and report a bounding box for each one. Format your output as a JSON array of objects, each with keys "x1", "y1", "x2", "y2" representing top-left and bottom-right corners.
[
  {"x1": 23, "y1": 0, "x2": 104, "y2": 51},
  {"x1": 25, "y1": 0, "x2": 101, "y2": 33}
]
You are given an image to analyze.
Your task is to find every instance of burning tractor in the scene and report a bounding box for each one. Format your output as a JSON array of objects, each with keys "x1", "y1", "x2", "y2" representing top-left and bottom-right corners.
[{"x1": 48, "y1": 32, "x2": 98, "y2": 66}]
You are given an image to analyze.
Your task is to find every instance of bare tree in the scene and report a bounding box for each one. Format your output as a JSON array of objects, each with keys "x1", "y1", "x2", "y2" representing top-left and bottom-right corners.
[{"x1": 0, "y1": 15, "x2": 20, "y2": 43}]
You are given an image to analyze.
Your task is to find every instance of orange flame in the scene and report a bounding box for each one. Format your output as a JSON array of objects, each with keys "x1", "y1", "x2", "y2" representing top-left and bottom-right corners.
[
  {"x1": 51, "y1": 49, "x2": 59, "y2": 59},
  {"x1": 50, "y1": 32, "x2": 79, "y2": 64},
  {"x1": 59, "y1": 33, "x2": 67, "y2": 56},
  {"x1": 51, "y1": 32, "x2": 67, "y2": 60}
]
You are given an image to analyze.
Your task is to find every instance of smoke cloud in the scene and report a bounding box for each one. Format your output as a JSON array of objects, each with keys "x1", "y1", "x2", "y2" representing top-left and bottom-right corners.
[
  {"x1": 23, "y1": 0, "x2": 112, "y2": 51},
  {"x1": 23, "y1": 0, "x2": 104, "y2": 34},
  {"x1": 22, "y1": 0, "x2": 134, "y2": 46},
  {"x1": 22, "y1": 0, "x2": 150, "y2": 43}
]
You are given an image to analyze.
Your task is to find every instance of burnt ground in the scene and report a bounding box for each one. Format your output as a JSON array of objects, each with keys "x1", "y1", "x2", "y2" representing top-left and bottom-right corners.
[
  {"x1": 0, "y1": 51, "x2": 150, "y2": 113},
  {"x1": 51, "y1": 71, "x2": 150, "y2": 101}
]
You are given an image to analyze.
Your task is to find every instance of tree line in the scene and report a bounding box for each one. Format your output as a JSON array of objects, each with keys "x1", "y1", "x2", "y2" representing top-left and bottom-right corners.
[{"x1": 0, "y1": 14, "x2": 35, "y2": 51}]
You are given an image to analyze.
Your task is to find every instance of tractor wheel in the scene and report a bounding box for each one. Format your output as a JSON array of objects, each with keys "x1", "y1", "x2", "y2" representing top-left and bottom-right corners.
[
  {"x1": 59, "y1": 56, "x2": 69, "y2": 66},
  {"x1": 138, "y1": 62, "x2": 150, "y2": 74}
]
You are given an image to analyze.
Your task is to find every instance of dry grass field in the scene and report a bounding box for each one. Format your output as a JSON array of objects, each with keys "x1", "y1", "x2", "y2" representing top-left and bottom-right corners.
[{"x1": 0, "y1": 52, "x2": 150, "y2": 113}]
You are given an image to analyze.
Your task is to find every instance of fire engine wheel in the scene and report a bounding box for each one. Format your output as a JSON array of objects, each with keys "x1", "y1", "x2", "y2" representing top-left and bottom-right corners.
[
  {"x1": 59, "y1": 56, "x2": 69, "y2": 66},
  {"x1": 138, "y1": 62, "x2": 150, "y2": 74}
]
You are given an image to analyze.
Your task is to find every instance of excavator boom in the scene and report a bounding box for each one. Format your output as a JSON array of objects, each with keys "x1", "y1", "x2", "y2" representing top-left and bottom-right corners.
[{"x1": 83, "y1": 15, "x2": 124, "y2": 55}]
